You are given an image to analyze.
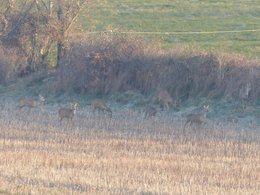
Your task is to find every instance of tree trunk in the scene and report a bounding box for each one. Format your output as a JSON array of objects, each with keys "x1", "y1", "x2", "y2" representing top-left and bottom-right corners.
[{"x1": 56, "y1": 0, "x2": 65, "y2": 68}]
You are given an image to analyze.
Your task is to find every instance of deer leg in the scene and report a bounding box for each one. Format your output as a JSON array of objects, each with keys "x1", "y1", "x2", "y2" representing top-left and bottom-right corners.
[
  {"x1": 16, "y1": 106, "x2": 22, "y2": 115},
  {"x1": 183, "y1": 120, "x2": 192, "y2": 131},
  {"x1": 106, "y1": 109, "x2": 112, "y2": 118},
  {"x1": 19, "y1": 106, "x2": 23, "y2": 112},
  {"x1": 183, "y1": 121, "x2": 188, "y2": 131},
  {"x1": 92, "y1": 107, "x2": 96, "y2": 116},
  {"x1": 144, "y1": 111, "x2": 148, "y2": 119}
]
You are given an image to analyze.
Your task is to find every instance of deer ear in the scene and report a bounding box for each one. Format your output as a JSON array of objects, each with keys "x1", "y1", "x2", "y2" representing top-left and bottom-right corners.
[
  {"x1": 39, "y1": 94, "x2": 45, "y2": 101},
  {"x1": 72, "y1": 102, "x2": 78, "y2": 107}
]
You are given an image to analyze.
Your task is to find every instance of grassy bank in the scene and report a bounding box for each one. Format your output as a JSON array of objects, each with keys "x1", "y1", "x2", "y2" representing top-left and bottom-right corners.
[{"x1": 81, "y1": 0, "x2": 260, "y2": 58}]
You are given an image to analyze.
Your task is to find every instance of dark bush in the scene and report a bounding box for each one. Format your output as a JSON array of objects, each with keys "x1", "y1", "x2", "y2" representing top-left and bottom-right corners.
[{"x1": 45, "y1": 34, "x2": 260, "y2": 103}]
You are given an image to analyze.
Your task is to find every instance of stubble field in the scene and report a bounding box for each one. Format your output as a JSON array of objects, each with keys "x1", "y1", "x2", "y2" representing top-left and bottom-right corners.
[{"x1": 0, "y1": 102, "x2": 259, "y2": 194}]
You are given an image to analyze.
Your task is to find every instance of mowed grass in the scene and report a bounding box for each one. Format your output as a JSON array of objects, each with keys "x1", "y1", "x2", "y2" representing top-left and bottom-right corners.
[
  {"x1": 81, "y1": 0, "x2": 260, "y2": 58},
  {"x1": 0, "y1": 102, "x2": 259, "y2": 194}
]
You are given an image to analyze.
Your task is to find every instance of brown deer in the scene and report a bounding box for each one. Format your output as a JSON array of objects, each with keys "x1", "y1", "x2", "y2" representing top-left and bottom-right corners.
[
  {"x1": 58, "y1": 102, "x2": 78, "y2": 125},
  {"x1": 144, "y1": 105, "x2": 158, "y2": 119},
  {"x1": 0, "y1": 102, "x2": 4, "y2": 110},
  {"x1": 183, "y1": 105, "x2": 209, "y2": 131},
  {"x1": 17, "y1": 94, "x2": 45, "y2": 112},
  {"x1": 239, "y1": 82, "x2": 251, "y2": 111},
  {"x1": 91, "y1": 99, "x2": 112, "y2": 118},
  {"x1": 157, "y1": 90, "x2": 174, "y2": 110}
]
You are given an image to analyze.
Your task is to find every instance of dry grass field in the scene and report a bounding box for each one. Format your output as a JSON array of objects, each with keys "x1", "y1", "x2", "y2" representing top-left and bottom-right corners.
[
  {"x1": 0, "y1": 1, "x2": 259, "y2": 194},
  {"x1": 0, "y1": 102, "x2": 259, "y2": 194}
]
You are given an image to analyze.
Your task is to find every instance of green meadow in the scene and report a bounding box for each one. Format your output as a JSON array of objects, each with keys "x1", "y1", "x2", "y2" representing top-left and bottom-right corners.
[{"x1": 81, "y1": 0, "x2": 260, "y2": 58}]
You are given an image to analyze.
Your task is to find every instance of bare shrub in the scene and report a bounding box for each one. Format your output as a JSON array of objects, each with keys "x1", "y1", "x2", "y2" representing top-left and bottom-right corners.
[
  {"x1": 0, "y1": 46, "x2": 28, "y2": 84},
  {"x1": 49, "y1": 34, "x2": 260, "y2": 104}
]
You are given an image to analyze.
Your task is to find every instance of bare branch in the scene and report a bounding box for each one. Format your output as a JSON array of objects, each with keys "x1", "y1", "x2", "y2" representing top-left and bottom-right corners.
[{"x1": 64, "y1": 0, "x2": 88, "y2": 36}]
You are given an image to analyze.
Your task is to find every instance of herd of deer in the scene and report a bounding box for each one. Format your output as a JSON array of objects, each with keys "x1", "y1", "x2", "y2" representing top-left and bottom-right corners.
[{"x1": 14, "y1": 90, "x2": 209, "y2": 130}]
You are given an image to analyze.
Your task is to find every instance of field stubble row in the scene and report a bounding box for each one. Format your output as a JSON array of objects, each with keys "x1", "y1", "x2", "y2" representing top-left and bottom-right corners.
[{"x1": 0, "y1": 101, "x2": 259, "y2": 194}]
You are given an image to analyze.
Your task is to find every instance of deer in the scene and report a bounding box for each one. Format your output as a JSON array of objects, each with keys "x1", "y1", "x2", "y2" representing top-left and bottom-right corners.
[
  {"x1": 144, "y1": 105, "x2": 158, "y2": 119},
  {"x1": 58, "y1": 102, "x2": 78, "y2": 125},
  {"x1": 91, "y1": 99, "x2": 112, "y2": 118},
  {"x1": 0, "y1": 102, "x2": 4, "y2": 110},
  {"x1": 239, "y1": 82, "x2": 251, "y2": 112},
  {"x1": 17, "y1": 94, "x2": 45, "y2": 113},
  {"x1": 157, "y1": 90, "x2": 174, "y2": 110},
  {"x1": 183, "y1": 105, "x2": 209, "y2": 131}
]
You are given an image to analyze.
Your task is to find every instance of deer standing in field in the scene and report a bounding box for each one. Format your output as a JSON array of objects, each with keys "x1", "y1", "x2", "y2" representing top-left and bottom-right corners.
[
  {"x1": 17, "y1": 94, "x2": 45, "y2": 113},
  {"x1": 157, "y1": 90, "x2": 174, "y2": 110},
  {"x1": 144, "y1": 105, "x2": 158, "y2": 119},
  {"x1": 239, "y1": 82, "x2": 251, "y2": 112},
  {"x1": 58, "y1": 102, "x2": 78, "y2": 125},
  {"x1": 183, "y1": 105, "x2": 209, "y2": 131},
  {"x1": 0, "y1": 102, "x2": 4, "y2": 110},
  {"x1": 91, "y1": 99, "x2": 112, "y2": 118}
]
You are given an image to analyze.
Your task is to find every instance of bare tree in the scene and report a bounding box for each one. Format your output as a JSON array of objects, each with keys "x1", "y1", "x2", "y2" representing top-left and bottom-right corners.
[
  {"x1": 56, "y1": 0, "x2": 87, "y2": 67},
  {"x1": 0, "y1": 0, "x2": 88, "y2": 80}
]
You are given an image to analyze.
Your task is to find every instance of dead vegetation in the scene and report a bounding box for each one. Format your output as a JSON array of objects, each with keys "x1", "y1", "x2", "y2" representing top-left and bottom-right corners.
[
  {"x1": 0, "y1": 29, "x2": 259, "y2": 107},
  {"x1": 40, "y1": 34, "x2": 260, "y2": 108}
]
